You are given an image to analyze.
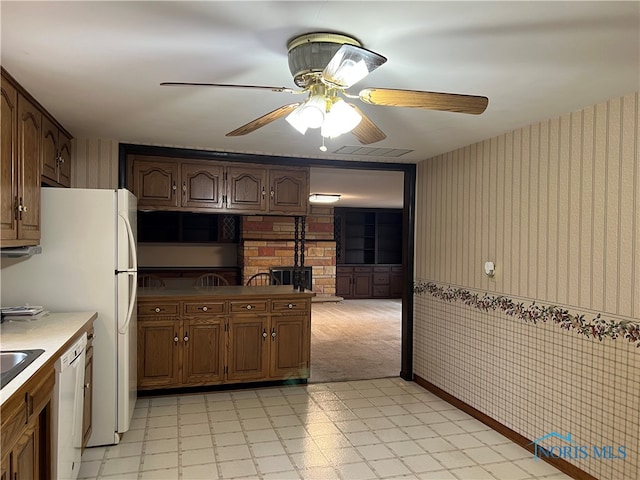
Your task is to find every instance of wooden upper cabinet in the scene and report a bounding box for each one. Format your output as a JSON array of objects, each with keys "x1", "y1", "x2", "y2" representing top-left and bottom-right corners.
[
  {"x1": 128, "y1": 154, "x2": 310, "y2": 215},
  {"x1": 16, "y1": 94, "x2": 41, "y2": 243},
  {"x1": 41, "y1": 115, "x2": 72, "y2": 187},
  {"x1": 225, "y1": 165, "x2": 267, "y2": 212},
  {"x1": 0, "y1": 82, "x2": 42, "y2": 246},
  {"x1": 132, "y1": 158, "x2": 180, "y2": 208},
  {"x1": 181, "y1": 162, "x2": 224, "y2": 210},
  {"x1": 1, "y1": 76, "x2": 18, "y2": 242},
  {"x1": 268, "y1": 168, "x2": 308, "y2": 214},
  {"x1": 2, "y1": 69, "x2": 71, "y2": 246}
]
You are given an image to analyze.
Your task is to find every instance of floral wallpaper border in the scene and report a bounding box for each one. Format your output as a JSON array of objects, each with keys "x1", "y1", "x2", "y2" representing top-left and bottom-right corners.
[{"x1": 413, "y1": 281, "x2": 640, "y2": 348}]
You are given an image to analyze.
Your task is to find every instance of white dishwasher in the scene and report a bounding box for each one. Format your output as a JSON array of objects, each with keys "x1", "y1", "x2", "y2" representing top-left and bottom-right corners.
[{"x1": 53, "y1": 333, "x2": 87, "y2": 480}]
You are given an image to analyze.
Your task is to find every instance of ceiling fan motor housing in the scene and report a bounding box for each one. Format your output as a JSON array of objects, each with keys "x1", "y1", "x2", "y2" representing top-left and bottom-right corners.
[{"x1": 287, "y1": 33, "x2": 361, "y2": 88}]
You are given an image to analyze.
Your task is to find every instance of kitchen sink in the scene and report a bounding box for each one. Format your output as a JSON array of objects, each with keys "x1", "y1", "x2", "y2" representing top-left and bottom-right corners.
[{"x1": 0, "y1": 349, "x2": 44, "y2": 389}]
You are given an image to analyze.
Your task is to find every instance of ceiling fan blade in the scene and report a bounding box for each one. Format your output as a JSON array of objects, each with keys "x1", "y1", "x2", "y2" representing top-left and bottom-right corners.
[
  {"x1": 322, "y1": 44, "x2": 387, "y2": 89},
  {"x1": 226, "y1": 103, "x2": 301, "y2": 137},
  {"x1": 349, "y1": 105, "x2": 387, "y2": 145},
  {"x1": 160, "y1": 82, "x2": 300, "y2": 94},
  {"x1": 359, "y1": 88, "x2": 489, "y2": 115}
]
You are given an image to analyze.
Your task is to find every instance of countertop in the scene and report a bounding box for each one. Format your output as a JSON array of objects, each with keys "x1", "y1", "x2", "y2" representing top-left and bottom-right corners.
[
  {"x1": 1, "y1": 311, "x2": 97, "y2": 405},
  {"x1": 138, "y1": 284, "x2": 316, "y2": 299}
]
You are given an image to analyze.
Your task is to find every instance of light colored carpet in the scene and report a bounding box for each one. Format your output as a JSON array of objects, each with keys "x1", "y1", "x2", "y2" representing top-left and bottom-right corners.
[{"x1": 309, "y1": 299, "x2": 402, "y2": 383}]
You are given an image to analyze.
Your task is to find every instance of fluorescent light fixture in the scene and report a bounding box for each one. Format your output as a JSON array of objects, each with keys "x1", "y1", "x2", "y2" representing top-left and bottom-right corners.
[{"x1": 309, "y1": 193, "x2": 341, "y2": 204}]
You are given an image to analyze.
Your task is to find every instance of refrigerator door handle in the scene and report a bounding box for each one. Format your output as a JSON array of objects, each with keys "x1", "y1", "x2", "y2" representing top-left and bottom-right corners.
[
  {"x1": 118, "y1": 211, "x2": 138, "y2": 272},
  {"x1": 118, "y1": 212, "x2": 138, "y2": 335}
]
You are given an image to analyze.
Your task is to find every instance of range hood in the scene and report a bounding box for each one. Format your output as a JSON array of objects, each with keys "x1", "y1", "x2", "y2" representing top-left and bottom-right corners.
[{"x1": 0, "y1": 246, "x2": 42, "y2": 258}]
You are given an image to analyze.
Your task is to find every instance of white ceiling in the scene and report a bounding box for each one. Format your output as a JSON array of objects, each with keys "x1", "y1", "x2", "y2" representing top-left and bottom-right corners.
[{"x1": 2, "y1": 1, "x2": 638, "y2": 207}]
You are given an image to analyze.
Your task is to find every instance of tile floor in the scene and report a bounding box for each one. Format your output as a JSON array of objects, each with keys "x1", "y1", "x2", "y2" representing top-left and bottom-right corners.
[{"x1": 78, "y1": 378, "x2": 571, "y2": 480}]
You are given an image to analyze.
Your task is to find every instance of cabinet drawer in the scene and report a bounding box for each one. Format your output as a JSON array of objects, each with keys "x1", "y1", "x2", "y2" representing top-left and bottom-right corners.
[
  {"x1": 271, "y1": 299, "x2": 309, "y2": 313},
  {"x1": 337, "y1": 266, "x2": 353, "y2": 273},
  {"x1": 373, "y1": 285, "x2": 390, "y2": 297},
  {"x1": 354, "y1": 266, "x2": 371, "y2": 273},
  {"x1": 229, "y1": 300, "x2": 268, "y2": 313},
  {"x1": 183, "y1": 302, "x2": 226, "y2": 315},
  {"x1": 28, "y1": 367, "x2": 55, "y2": 421},
  {"x1": 137, "y1": 302, "x2": 179, "y2": 316},
  {"x1": 372, "y1": 273, "x2": 390, "y2": 285},
  {"x1": 391, "y1": 266, "x2": 403, "y2": 273},
  {"x1": 373, "y1": 266, "x2": 390, "y2": 273}
]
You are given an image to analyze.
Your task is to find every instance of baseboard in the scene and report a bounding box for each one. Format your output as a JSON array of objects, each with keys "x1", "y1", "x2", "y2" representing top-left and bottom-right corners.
[{"x1": 413, "y1": 374, "x2": 597, "y2": 480}]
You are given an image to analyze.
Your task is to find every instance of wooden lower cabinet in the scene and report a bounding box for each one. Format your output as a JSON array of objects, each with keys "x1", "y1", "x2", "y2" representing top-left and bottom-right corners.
[
  {"x1": 183, "y1": 317, "x2": 225, "y2": 384},
  {"x1": 269, "y1": 315, "x2": 309, "y2": 379},
  {"x1": 1, "y1": 367, "x2": 54, "y2": 480},
  {"x1": 82, "y1": 332, "x2": 94, "y2": 450},
  {"x1": 137, "y1": 292, "x2": 312, "y2": 390},
  {"x1": 138, "y1": 318, "x2": 182, "y2": 389},
  {"x1": 337, "y1": 265, "x2": 403, "y2": 299},
  {"x1": 227, "y1": 316, "x2": 269, "y2": 382}
]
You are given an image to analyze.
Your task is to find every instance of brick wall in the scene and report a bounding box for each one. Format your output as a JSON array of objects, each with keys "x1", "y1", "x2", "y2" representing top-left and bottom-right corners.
[{"x1": 238, "y1": 206, "x2": 336, "y2": 296}]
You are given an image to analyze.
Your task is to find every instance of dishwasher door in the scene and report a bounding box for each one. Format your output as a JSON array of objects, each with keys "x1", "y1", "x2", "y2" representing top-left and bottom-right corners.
[{"x1": 53, "y1": 333, "x2": 87, "y2": 480}]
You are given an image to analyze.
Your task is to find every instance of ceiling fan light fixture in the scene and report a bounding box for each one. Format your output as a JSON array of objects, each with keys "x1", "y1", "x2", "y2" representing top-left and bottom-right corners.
[
  {"x1": 309, "y1": 193, "x2": 341, "y2": 204},
  {"x1": 322, "y1": 44, "x2": 387, "y2": 88},
  {"x1": 287, "y1": 33, "x2": 362, "y2": 88},
  {"x1": 321, "y1": 98, "x2": 362, "y2": 138},
  {"x1": 286, "y1": 94, "x2": 326, "y2": 134}
]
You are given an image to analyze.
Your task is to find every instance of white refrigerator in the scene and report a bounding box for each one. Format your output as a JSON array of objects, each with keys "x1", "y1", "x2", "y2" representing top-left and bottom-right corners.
[{"x1": 1, "y1": 188, "x2": 138, "y2": 447}]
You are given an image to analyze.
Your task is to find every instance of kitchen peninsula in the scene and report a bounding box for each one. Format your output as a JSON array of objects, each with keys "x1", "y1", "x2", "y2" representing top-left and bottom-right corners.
[{"x1": 137, "y1": 285, "x2": 314, "y2": 390}]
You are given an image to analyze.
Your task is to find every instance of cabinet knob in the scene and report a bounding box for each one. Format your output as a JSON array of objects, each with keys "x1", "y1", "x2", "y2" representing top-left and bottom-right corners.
[
  {"x1": 202, "y1": 306, "x2": 208, "y2": 312},
  {"x1": 261, "y1": 187, "x2": 266, "y2": 198},
  {"x1": 271, "y1": 328, "x2": 276, "y2": 340},
  {"x1": 270, "y1": 189, "x2": 275, "y2": 198},
  {"x1": 182, "y1": 182, "x2": 187, "y2": 193},
  {"x1": 287, "y1": 303, "x2": 295, "y2": 309},
  {"x1": 174, "y1": 334, "x2": 179, "y2": 343},
  {"x1": 155, "y1": 307, "x2": 161, "y2": 313},
  {"x1": 262, "y1": 330, "x2": 267, "y2": 340},
  {"x1": 172, "y1": 183, "x2": 177, "y2": 192},
  {"x1": 184, "y1": 335, "x2": 189, "y2": 342},
  {"x1": 84, "y1": 383, "x2": 90, "y2": 390},
  {"x1": 245, "y1": 304, "x2": 253, "y2": 310}
]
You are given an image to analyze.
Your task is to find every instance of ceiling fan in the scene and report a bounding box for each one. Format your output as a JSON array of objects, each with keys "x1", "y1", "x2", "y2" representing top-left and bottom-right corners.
[{"x1": 161, "y1": 32, "x2": 489, "y2": 147}]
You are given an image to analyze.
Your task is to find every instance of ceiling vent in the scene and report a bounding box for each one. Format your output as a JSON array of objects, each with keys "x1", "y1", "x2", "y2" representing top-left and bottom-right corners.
[{"x1": 333, "y1": 146, "x2": 413, "y2": 157}]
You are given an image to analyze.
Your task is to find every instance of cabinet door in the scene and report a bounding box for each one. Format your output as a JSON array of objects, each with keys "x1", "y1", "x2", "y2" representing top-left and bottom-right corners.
[
  {"x1": 225, "y1": 165, "x2": 267, "y2": 212},
  {"x1": 133, "y1": 159, "x2": 179, "y2": 208},
  {"x1": 13, "y1": 421, "x2": 38, "y2": 480},
  {"x1": 16, "y1": 94, "x2": 41, "y2": 242},
  {"x1": 269, "y1": 315, "x2": 309, "y2": 380},
  {"x1": 57, "y1": 130, "x2": 72, "y2": 187},
  {"x1": 181, "y1": 163, "x2": 224, "y2": 210},
  {"x1": 182, "y1": 318, "x2": 225, "y2": 385},
  {"x1": 0, "y1": 76, "x2": 18, "y2": 242},
  {"x1": 0, "y1": 454, "x2": 8, "y2": 480},
  {"x1": 137, "y1": 320, "x2": 180, "y2": 388},
  {"x1": 41, "y1": 115, "x2": 59, "y2": 184},
  {"x1": 268, "y1": 168, "x2": 308, "y2": 214},
  {"x1": 335, "y1": 273, "x2": 352, "y2": 298},
  {"x1": 353, "y1": 271, "x2": 372, "y2": 298},
  {"x1": 82, "y1": 345, "x2": 94, "y2": 449},
  {"x1": 227, "y1": 316, "x2": 269, "y2": 381},
  {"x1": 390, "y1": 267, "x2": 403, "y2": 298}
]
